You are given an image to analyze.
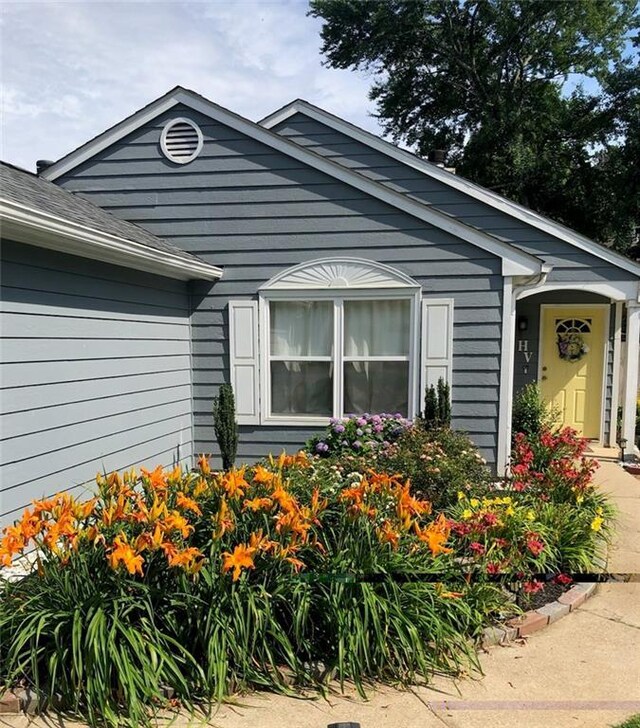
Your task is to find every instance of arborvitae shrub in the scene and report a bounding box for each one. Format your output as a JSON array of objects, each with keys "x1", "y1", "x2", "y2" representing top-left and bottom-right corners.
[
  {"x1": 423, "y1": 385, "x2": 438, "y2": 429},
  {"x1": 437, "y1": 377, "x2": 451, "y2": 429},
  {"x1": 213, "y1": 383, "x2": 238, "y2": 470}
]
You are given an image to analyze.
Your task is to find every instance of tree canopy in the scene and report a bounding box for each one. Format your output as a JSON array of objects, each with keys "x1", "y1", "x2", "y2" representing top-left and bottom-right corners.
[{"x1": 309, "y1": 0, "x2": 640, "y2": 253}]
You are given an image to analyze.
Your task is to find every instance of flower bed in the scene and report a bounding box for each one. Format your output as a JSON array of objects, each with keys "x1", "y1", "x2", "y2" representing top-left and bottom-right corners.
[{"x1": 0, "y1": 419, "x2": 613, "y2": 726}]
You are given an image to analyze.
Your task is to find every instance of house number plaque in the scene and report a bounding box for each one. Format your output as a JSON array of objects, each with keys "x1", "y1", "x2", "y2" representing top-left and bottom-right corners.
[{"x1": 518, "y1": 339, "x2": 534, "y2": 374}]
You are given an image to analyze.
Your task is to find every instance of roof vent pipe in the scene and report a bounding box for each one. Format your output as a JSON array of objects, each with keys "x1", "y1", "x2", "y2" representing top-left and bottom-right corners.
[
  {"x1": 36, "y1": 160, "x2": 55, "y2": 175},
  {"x1": 428, "y1": 149, "x2": 447, "y2": 167}
]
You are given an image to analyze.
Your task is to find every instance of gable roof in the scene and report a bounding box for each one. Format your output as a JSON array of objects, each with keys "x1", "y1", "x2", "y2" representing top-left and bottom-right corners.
[
  {"x1": 261, "y1": 99, "x2": 640, "y2": 280},
  {"x1": 0, "y1": 161, "x2": 222, "y2": 280},
  {"x1": 40, "y1": 86, "x2": 543, "y2": 278}
]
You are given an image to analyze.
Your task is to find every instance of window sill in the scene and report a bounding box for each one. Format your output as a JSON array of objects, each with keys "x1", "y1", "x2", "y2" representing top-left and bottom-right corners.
[{"x1": 261, "y1": 415, "x2": 331, "y2": 427}]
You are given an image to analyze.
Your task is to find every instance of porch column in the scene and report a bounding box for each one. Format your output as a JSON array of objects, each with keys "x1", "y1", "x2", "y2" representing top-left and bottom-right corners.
[
  {"x1": 609, "y1": 302, "x2": 623, "y2": 447},
  {"x1": 497, "y1": 277, "x2": 516, "y2": 475},
  {"x1": 622, "y1": 303, "x2": 640, "y2": 457}
]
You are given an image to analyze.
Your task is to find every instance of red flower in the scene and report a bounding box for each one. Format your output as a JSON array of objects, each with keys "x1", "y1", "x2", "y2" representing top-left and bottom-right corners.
[
  {"x1": 482, "y1": 512, "x2": 499, "y2": 528},
  {"x1": 553, "y1": 573, "x2": 573, "y2": 586},
  {"x1": 523, "y1": 580, "x2": 544, "y2": 594},
  {"x1": 526, "y1": 533, "x2": 545, "y2": 556},
  {"x1": 469, "y1": 541, "x2": 485, "y2": 555},
  {"x1": 486, "y1": 562, "x2": 501, "y2": 575},
  {"x1": 450, "y1": 521, "x2": 472, "y2": 536}
]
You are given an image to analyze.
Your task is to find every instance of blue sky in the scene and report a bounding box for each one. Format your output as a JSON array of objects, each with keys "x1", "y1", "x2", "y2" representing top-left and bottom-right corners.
[{"x1": 0, "y1": 1, "x2": 379, "y2": 172}]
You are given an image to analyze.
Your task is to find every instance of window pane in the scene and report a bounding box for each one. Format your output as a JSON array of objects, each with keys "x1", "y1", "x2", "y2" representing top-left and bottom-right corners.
[
  {"x1": 344, "y1": 361, "x2": 409, "y2": 416},
  {"x1": 270, "y1": 301, "x2": 333, "y2": 357},
  {"x1": 344, "y1": 299, "x2": 410, "y2": 356},
  {"x1": 271, "y1": 361, "x2": 333, "y2": 416}
]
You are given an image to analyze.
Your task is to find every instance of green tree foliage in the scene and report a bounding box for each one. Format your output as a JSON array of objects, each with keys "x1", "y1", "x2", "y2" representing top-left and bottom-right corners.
[
  {"x1": 309, "y1": 0, "x2": 639, "y2": 252},
  {"x1": 423, "y1": 384, "x2": 438, "y2": 426},
  {"x1": 213, "y1": 384, "x2": 238, "y2": 470},
  {"x1": 422, "y1": 377, "x2": 451, "y2": 429},
  {"x1": 511, "y1": 382, "x2": 559, "y2": 440},
  {"x1": 437, "y1": 377, "x2": 451, "y2": 429}
]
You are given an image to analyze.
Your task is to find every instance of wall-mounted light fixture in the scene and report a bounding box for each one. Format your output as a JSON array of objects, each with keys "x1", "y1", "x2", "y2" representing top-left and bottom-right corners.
[{"x1": 517, "y1": 316, "x2": 528, "y2": 332}]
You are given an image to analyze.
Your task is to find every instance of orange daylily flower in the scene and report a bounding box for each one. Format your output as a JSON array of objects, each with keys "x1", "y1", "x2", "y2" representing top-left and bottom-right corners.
[
  {"x1": 193, "y1": 478, "x2": 209, "y2": 498},
  {"x1": 271, "y1": 484, "x2": 297, "y2": 513},
  {"x1": 0, "y1": 525, "x2": 26, "y2": 567},
  {"x1": 176, "y1": 492, "x2": 202, "y2": 516},
  {"x1": 377, "y1": 520, "x2": 400, "y2": 550},
  {"x1": 212, "y1": 497, "x2": 235, "y2": 539},
  {"x1": 436, "y1": 583, "x2": 464, "y2": 599},
  {"x1": 141, "y1": 465, "x2": 168, "y2": 492},
  {"x1": 32, "y1": 496, "x2": 60, "y2": 517},
  {"x1": 135, "y1": 523, "x2": 166, "y2": 552},
  {"x1": 252, "y1": 465, "x2": 277, "y2": 485},
  {"x1": 248, "y1": 530, "x2": 278, "y2": 554},
  {"x1": 131, "y1": 495, "x2": 168, "y2": 525},
  {"x1": 220, "y1": 468, "x2": 249, "y2": 498},
  {"x1": 368, "y1": 471, "x2": 403, "y2": 492},
  {"x1": 73, "y1": 498, "x2": 97, "y2": 520},
  {"x1": 222, "y1": 543, "x2": 256, "y2": 581},
  {"x1": 163, "y1": 511, "x2": 193, "y2": 538},
  {"x1": 415, "y1": 514, "x2": 453, "y2": 557},
  {"x1": 285, "y1": 555, "x2": 306, "y2": 572},
  {"x1": 197, "y1": 454, "x2": 211, "y2": 475},
  {"x1": 274, "y1": 509, "x2": 301, "y2": 536},
  {"x1": 168, "y1": 546, "x2": 204, "y2": 574},
  {"x1": 161, "y1": 540, "x2": 179, "y2": 562},
  {"x1": 108, "y1": 533, "x2": 144, "y2": 576},
  {"x1": 19, "y1": 509, "x2": 43, "y2": 540},
  {"x1": 309, "y1": 488, "x2": 328, "y2": 517},
  {"x1": 396, "y1": 482, "x2": 432, "y2": 522},
  {"x1": 243, "y1": 497, "x2": 273, "y2": 512}
]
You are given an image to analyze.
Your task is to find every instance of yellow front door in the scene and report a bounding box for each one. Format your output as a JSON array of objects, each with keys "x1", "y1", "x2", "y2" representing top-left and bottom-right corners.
[{"x1": 540, "y1": 306, "x2": 606, "y2": 438}]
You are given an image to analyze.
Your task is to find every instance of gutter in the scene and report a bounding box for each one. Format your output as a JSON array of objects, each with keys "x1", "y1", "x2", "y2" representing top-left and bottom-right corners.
[{"x1": 0, "y1": 199, "x2": 223, "y2": 282}]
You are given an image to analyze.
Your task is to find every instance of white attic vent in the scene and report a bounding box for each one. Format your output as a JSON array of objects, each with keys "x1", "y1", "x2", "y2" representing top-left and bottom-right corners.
[{"x1": 160, "y1": 118, "x2": 203, "y2": 164}]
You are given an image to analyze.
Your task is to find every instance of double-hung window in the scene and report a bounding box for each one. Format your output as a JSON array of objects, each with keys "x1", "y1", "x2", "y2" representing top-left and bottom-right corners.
[{"x1": 266, "y1": 293, "x2": 415, "y2": 422}]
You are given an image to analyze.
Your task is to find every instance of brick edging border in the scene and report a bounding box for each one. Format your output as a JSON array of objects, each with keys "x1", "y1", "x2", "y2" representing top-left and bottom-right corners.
[{"x1": 481, "y1": 581, "x2": 598, "y2": 646}]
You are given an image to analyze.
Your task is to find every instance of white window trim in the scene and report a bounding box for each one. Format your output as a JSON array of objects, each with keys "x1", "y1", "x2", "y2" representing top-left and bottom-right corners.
[{"x1": 258, "y1": 288, "x2": 421, "y2": 426}]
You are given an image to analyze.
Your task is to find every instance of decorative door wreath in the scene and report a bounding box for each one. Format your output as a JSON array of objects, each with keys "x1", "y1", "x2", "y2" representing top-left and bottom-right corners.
[{"x1": 555, "y1": 318, "x2": 591, "y2": 362}]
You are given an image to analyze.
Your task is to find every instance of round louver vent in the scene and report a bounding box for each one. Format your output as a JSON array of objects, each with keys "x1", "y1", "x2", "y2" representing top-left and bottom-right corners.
[{"x1": 160, "y1": 118, "x2": 203, "y2": 164}]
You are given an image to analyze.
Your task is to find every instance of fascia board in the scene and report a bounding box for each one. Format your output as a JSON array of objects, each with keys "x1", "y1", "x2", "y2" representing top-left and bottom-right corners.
[
  {"x1": 0, "y1": 199, "x2": 223, "y2": 281},
  {"x1": 41, "y1": 88, "x2": 541, "y2": 277},
  {"x1": 262, "y1": 100, "x2": 640, "y2": 279}
]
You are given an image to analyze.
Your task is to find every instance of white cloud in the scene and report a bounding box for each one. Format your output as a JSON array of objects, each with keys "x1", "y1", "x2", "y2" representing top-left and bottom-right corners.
[{"x1": 0, "y1": 0, "x2": 382, "y2": 171}]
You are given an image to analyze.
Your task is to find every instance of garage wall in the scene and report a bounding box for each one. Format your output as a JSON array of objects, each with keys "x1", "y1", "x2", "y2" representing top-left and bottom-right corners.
[{"x1": 0, "y1": 239, "x2": 194, "y2": 528}]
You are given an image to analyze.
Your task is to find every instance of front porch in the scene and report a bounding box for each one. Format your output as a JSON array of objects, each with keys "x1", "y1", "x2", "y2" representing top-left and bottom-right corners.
[{"x1": 498, "y1": 281, "x2": 639, "y2": 472}]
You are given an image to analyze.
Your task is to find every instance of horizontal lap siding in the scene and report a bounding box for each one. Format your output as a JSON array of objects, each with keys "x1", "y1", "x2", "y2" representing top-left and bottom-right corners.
[
  {"x1": 56, "y1": 105, "x2": 503, "y2": 467},
  {"x1": 272, "y1": 114, "x2": 638, "y2": 285},
  {"x1": 0, "y1": 240, "x2": 193, "y2": 527}
]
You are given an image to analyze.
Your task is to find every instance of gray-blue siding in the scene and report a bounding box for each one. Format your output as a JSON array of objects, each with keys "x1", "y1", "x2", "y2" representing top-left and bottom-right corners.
[
  {"x1": 0, "y1": 240, "x2": 193, "y2": 527},
  {"x1": 56, "y1": 105, "x2": 505, "y2": 466},
  {"x1": 271, "y1": 113, "x2": 638, "y2": 285}
]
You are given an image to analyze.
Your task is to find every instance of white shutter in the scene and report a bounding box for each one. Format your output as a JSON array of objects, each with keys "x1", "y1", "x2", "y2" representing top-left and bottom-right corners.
[
  {"x1": 421, "y1": 298, "x2": 454, "y2": 396},
  {"x1": 228, "y1": 300, "x2": 260, "y2": 425}
]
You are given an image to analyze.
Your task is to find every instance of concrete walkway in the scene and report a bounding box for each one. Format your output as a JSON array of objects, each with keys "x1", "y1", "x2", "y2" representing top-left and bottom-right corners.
[{"x1": 3, "y1": 461, "x2": 639, "y2": 728}]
